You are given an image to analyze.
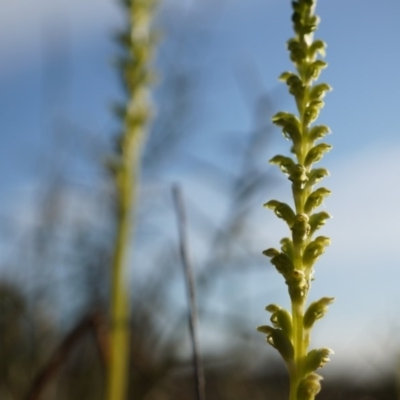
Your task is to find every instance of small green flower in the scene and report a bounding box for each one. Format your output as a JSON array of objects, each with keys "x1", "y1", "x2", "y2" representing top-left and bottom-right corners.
[
  {"x1": 304, "y1": 348, "x2": 334, "y2": 373},
  {"x1": 304, "y1": 297, "x2": 335, "y2": 329}
]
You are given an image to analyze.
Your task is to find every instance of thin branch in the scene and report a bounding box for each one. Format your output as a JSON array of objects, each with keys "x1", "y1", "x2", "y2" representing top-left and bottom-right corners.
[
  {"x1": 25, "y1": 311, "x2": 109, "y2": 400},
  {"x1": 172, "y1": 184, "x2": 206, "y2": 400}
]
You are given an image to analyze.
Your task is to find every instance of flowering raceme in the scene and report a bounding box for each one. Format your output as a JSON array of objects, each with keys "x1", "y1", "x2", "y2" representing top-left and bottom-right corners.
[{"x1": 257, "y1": 1, "x2": 334, "y2": 399}]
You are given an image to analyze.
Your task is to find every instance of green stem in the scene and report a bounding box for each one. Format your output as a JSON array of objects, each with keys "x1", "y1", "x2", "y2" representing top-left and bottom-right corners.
[
  {"x1": 106, "y1": 1, "x2": 156, "y2": 398},
  {"x1": 107, "y1": 160, "x2": 138, "y2": 400},
  {"x1": 290, "y1": 300, "x2": 306, "y2": 400}
]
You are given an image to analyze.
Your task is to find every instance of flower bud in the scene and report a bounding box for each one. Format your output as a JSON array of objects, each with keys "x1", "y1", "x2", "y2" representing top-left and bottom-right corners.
[
  {"x1": 262, "y1": 248, "x2": 280, "y2": 257},
  {"x1": 269, "y1": 155, "x2": 296, "y2": 175},
  {"x1": 280, "y1": 237, "x2": 294, "y2": 260},
  {"x1": 279, "y1": 72, "x2": 305, "y2": 99},
  {"x1": 264, "y1": 200, "x2": 296, "y2": 226},
  {"x1": 287, "y1": 75, "x2": 306, "y2": 98},
  {"x1": 307, "y1": 168, "x2": 329, "y2": 186},
  {"x1": 302, "y1": 15, "x2": 320, "y2": 34},
  {"x1": 267, "y1": 328, "x2": 294, "y2": 363},
  {"x1": 304, "y1": 297, "x2": 335, "y2": 329},
  {"x1": 271, "y1": 253, "x2": 295, "y2": 276},
  {"x1": 257, "y1": 325, "x2": 273, "y2": 335},
  {"x1": 309, "y1": 39, "x2": 326, "y2": 58},
  {"x1": 265, "y1": 304, "x2": 281, "y2": 313},
  {"x1": 297, "y1": 373, "x2": 322, "y2": 400},
  {"x1": 304, "y1": 100, "x2": 324, "y2": 126},
  {"x1": 303, "y1": 236, "x2": 331, "y2": 267},
  {"x1": 263, "y1": 249, "x2": 295, "y2": 276},
  {"x1": 306, "y1": 60, "x2": 327, "y2": 82},
  {"x1": 308, "y1": 125, "x2": 331, "y2": 143},
  {"x1": 287, "y1": 38, "x2": 306, "y2": 63},
  {"x1": 309, "y1": 84, "x2": 332, "y2": 102},
  {"x1": 309, "y1": 211, "x2": 331, "y2": 235},
  {"x1": 304, "y1": 143, "x2": 332, "y2": 167},
  {"x1": 304, "y1": 187, "x2": 331, "y2": 214},
  {"x1": 305, "y1": 348, "x2": 334, "y2": 374},
  {"x1": 275, "y1": 308, "x2": 293, "y2": 339},
  {"x1": 257, "y1": 324, "x2": 294, "y2": 363},
  {"x1": 272, "y1": 112, "x2": 301, "y2": 143}
]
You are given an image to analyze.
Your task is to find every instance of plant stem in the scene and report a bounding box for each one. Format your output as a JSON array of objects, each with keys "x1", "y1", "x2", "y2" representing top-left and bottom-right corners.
[
  {"x1": 107, "y1": 163, "x2": 135, "y2": 400},
  {"x1": 172, "y1": 185, "x2": 206, "y2": 400},
  {"x1": 290, "y1": 301, "x2": 306, "y2": 400},
  {"x1": 107, "y1": 0, "x2": 157, "y2": 397}
]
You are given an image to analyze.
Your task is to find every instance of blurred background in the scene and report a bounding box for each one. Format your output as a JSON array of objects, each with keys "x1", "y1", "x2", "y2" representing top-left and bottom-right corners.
[{"x1": 1, "y1": 0, "x2": 400, "y2": 398}]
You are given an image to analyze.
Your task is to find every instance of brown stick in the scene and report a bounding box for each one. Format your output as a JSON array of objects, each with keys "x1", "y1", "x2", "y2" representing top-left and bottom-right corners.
[
  {"x1": 25, "y1": 311, "x2": 109, "y2": 400},
  {"x1": 172, "y1": 185, "x2": 206, "y2": 400}
]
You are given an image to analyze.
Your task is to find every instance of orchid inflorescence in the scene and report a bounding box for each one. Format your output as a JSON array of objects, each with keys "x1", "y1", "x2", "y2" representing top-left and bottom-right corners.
[
  {"x1": 107, "y1": 1, "x2": 158, "y2": 399},
  {"x1": 258, "y1": 1, "x2": 334, "y2": 399}
]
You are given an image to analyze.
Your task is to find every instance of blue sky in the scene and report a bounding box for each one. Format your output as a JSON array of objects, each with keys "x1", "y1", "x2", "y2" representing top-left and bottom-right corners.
[{"x1": 2, "y1": 0, "x2": 400, "y2": 376}]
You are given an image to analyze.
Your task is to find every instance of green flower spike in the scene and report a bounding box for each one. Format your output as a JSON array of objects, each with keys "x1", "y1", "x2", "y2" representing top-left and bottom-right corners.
[
  {"x1": 107, "y1": 1, "x2": 158, "y2": 400},
  {"x1": 259, "y1": 1, "x2": 335, "y2": 399}
]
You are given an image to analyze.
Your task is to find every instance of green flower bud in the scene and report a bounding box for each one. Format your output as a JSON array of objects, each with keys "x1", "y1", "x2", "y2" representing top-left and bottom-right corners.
[
  {"x1": 291, "y1": 213, "x2": 310, "y2": 241},
  {"x1": 303, "y1": 236, "x2": 331, "y2": 267},
  {"x1": 288, "y1": 76, "x2": 305, "y2": 97},
  {"x1": 263, "y1": 249, "x2": 295, "y2": 276},
  {"x1": 265, "y1": 304, "x2": 281, "y2": 313},
  {"x1": 287, "y1": 38, "x2": 306, "y2": 63},
  {"x1": 304, "y1": 187, "x2": 331, "y2": 214},
  {"x1": 276, "y1": 308, "x2": 293, "y2": 339},
  {"x1": 264, "y1": 200, "x2": 296, "y2": 226},
  {"x1": 305, "y1": 348, "x2": 334, "y2": 374},
  {"x1": 302, "y1": 15, "x2": 320, "y2": 34},
  {"x1": 289, "y1": 164, "x2": 309, "y2": 189},
  {"x1": 309, "y1": 211, "x2": 331, "y2": 235},
  {"x1": 279, "y1": 71, "x2": 294, "y2": 82},
  {"x1": 304, "y1": 297, "x2": 335, "y2": 329},
  {"x1": 306, "y1": 60, "x2": 327, "y2": 82},
  {"x1": 279, "y1": 73, "x2": 306, "y2": 99},
  {"x1": 291, "y1": 11, "x2": 302, "y2": 35},
  {"x1": 297, "y1": 373, "x2": 322, "y2": 400},
  {"x1": 304, "y1": 143, "x2": 332, "y2": 167},
  {"x1": 309, "y1": 39, "x2": 326, "y2": 58},
  {"x1": 269, "y1": 310, "x2": 280, "y2": 327},
  {"x1": 292, "y1": 6, "x2": 319, "y2": 37},
  {"x1": 271, "y1": 252, "x2": 295, "y2": 276},
  {"x1": 257, "y1": 324, "x2": 273, "y2": 335},
  {"x1": 307, "y1": 167, "x2": 329, "y2": 186},
  {"x1": 304, "y1": 100, "x2": 324, "y2": 126},
  {"x1": 280, "y1": 237, "x2": 294, "y2": 260},
  {"x1": 265, "y1": 304, "x2": 292, "y2": 339},
  {"x1": 267, "y1": 328, "x2": 294, "y2": 363},
  {"x1": 269, "y1": 155, "x2": 296, "y2": 175},
  {"x1": 308, "y1": 125, "x2": 331, "y2": 143},
  {"x1": 262, "y1": 247, "x2": 280, "y2": 257},
  {"x1": 309, "y1": 83, "x2": 332, "y2": 102},
  {"x1": 272, "y1": 112, "x2": 302, "y2": 143},
  {"x1": 257, "y1": 323, "x2": 294, "y2": 363}
]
